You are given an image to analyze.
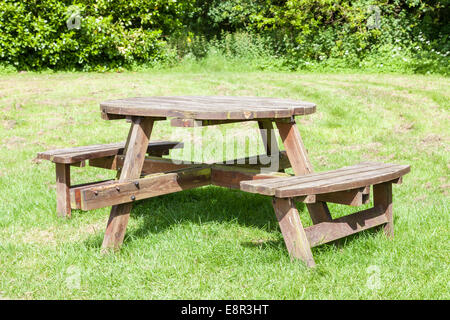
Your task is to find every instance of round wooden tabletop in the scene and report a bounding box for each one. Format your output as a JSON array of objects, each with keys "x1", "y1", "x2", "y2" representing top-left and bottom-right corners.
[{"x1": 100, "y1": 96, "x2": 316, "y2": 120}]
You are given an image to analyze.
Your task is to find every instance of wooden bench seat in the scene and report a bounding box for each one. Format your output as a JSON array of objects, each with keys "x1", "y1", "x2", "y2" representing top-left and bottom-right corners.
[
  {"x1": 37, "y1": 140, "x2": 182, "y2": 164},
  {"x1": 37, "y1": 140, "x2": 183, "y2": 217},
  {"x1": 241, "y1": 162, "x2": 410, "y2": 197},
  {"x1": 240, "y1": 162, "x2": 410, "y2": 267}
]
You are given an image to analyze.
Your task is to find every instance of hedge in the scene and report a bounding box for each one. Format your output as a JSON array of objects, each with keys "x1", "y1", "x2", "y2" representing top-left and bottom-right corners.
[{"x1": 0, "y1": 0, "x2": 448, "y2": 72}]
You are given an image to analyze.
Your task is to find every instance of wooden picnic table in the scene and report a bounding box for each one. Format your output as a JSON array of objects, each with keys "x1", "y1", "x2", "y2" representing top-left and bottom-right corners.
[
  {"x1": 99, "y1": 96, "x2": 331, "y2": 250},
  {"x1": 38, "y1": 95, "x2": 410, "y2": 266}
]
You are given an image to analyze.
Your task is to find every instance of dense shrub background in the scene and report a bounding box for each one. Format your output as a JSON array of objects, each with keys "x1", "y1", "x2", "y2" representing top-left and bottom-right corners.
[{"x1": 0, "y1": 0, "x2": 448, "y2": 73}]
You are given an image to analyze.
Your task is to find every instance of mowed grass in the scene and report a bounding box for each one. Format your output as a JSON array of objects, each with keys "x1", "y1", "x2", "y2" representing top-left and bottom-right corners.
[{"x1": 0, "y1": 70, "x2": 448, "y2": 299}]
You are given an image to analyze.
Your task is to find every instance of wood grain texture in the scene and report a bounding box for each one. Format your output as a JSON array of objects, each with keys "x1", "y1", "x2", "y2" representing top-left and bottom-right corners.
[
  {"x1": 241, "y1": 163, "x2": 380, "y2": 193},
  {"x1": 315, "y1": 187, "x2": 370, "y2": 206},
  {"x1": 272, "y1": 197, "x2": 315, "y2": 267},
  {"x1": 170, "y1": 118, "x2": 292, "y2": 127},
  {"x1": 373, "y1": 182, "x2": 393, "y2": 238},
  {"x1": 81, "y1": 167, "x2": 211, "y2": 210},
  {"x1": 240, "y1": 162, "x2": 410, "y2": 198},
  {"x1": 304, "y1": 206, "x2": 387, "y2": 247},
  {"x1": 102, "y1": 117, "x2": 154, "y2": 251},
  {"x1": 72, "y1": 165, "x2": 290, "y2": 211},
  {"x1": 117, "y1": 155, "x2": 194, "y2": 174},
  {"x1": 275, "y1": 120, "x2": 332, "y2": 224},
  {"x1": 90, "y1": 151, "x2": 291, "y2": 174},
  {"x1": 55, "y1": 163, "x2": 71, "y2": 218},
  {"x1": 100, "y1": 96, "x2": 316, "y2": 120},
  {"x1": 70, "y1": 180, "x2": 115, "y2": 210},
  {"x1": 37, "y1": 140, "x2": 182, "y2": 164},
  {"x1": 258, "y1": 120, "x2": 279, "y2": 157},
  {"x1": 221, "y1": 151, "x2": 290, "y2": 171},
  {"x1": 275, "y1": 166, "x2": 408, "y2": 198},
  {"x1": 275, "y1": 121, "x2": 313, "y2": 175},
  {"x1": 292, "y1": 187, "x2": 370, "y2": 206},
  {"x1": 170, "y1": 118, "x2": 247, "y2": 127},
  {"x1": 89, "y1": 155, "x2": 195, "y2": 173},
  {"x1": 211, "y1": 166, "x2": 290, "y2": 189}
]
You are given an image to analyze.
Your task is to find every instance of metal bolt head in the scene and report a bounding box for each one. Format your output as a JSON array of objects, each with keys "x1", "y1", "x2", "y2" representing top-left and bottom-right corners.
[
  {"x1": 134, "y1": 181, "x2": 139, "y2": 187},
  {"x1": 131, "y1": 195, "x2": 136, "y2": 201}
]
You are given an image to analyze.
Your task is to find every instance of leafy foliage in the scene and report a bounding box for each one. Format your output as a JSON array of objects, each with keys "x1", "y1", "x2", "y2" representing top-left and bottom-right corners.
[
  {"x1": 0, "y1": 0, "x2": 448, "y2": 73},
  {"x1": 0, "y1": 0, "x2": 183, "y2": 70}
]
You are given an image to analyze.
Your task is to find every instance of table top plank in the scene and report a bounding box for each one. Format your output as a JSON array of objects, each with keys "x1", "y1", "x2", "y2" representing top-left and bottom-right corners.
[{"x1": 100, "y1": 96, "x2": 316, "y2": 120}]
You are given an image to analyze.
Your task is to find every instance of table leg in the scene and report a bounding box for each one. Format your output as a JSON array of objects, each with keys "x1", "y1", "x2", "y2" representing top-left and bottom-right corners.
[
  {"x1": 102, "y1": 117, "x2": 154, "y2": 251},
  {"x1": 55, "y1": 163, "x2": 71, "y2": 218},
  {"x1": 114, "y1": 120, "x2": 134, "y2": 179},
  {"x1": 373, "y1": 182, "x2": 393, "y2": 238},
  {"x1": 273, "y1": 197, "x2": 315, "y2": 267},
  {"x1": 275, "y1": 120, "x2": 332, "y2": 224},
  {"x1": 257, "y1": 120, "x2": 279, "y2": 156}
]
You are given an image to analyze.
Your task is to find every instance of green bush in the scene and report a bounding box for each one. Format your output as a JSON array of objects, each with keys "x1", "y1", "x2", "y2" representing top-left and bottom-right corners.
[
  {"x1": 246, "y1": 0, "x2": 449, "y2": 73},
  {"x1": 0, "y1": 0, "x2": 185, "y2": 70},
  {"x1": 0, "y1": 0, "x2": 448, "y2": 74}
]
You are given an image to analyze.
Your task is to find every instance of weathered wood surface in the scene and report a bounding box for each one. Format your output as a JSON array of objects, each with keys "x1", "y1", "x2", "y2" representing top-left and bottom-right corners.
[
  {"x1": 240, "y1": 162, "x2": 410, "y2": 198},
  {"x1": 102, "y1": 117, "x2": 154, "y2": 250},
  {"x1": 70, "y1": 180, "x2": 116, "y2": 210},
  {"x1": 89, "y1": 155, "x2": 195, "y2": 174},
  {"x1": 276, "y1": 120, "x2": 313, "y2": 174},
  {"x1": 89, "y1": 152, "x2": 291, "y2": 174},
  {"x1": 75, "y1": 165, "x2": 288, "y2": 210},
  {"x1": 221, "y1": 151, "x2": 290, "y2": 171},
  {"x1": 100, "y1": 96, "x2": 316, "y2": 120},
  {"x1": 304, "y1": 205, "x2": 387, "y2": 247},
  {"x1": 80, "y1": 167, "x2": 211, "y2": 210},
  {"x1": 272, "y1": 197, "x2": 315, "y2": 267},
  {"x1": 258, "y1": 120, "x2": 279, "y2": 157},
  {"x1": 169, "y1": 117, "x2": 292, "y2": 127},
  {"x1": 211, "y1": 165, "x2": 290, "y2": 189},
  {"x1": 293, "y1": 189, "x2": 371, "y2": 206},
  {"x1": 275, "y1": 120, "x2": 332, "y2": 224},
  {"x1": 314, "y1": 186, "x2": 371, "y2": 206},
  {"x1": 170, "y1": 118, "x2": 249, "y2": 127},
  {"x1": 55, "y1": 163, "x2": 71, "y2": 218},
  {"x1": 373, "y1": 182, "x2": 394, "y2": 237},
  {"x1": 37, "y1": 140, "x2": 182, "y2": 164}
]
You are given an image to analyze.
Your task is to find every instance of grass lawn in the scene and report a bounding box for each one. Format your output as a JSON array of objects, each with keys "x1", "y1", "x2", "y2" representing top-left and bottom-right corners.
[{"x1": 0, "y1": 70, "x2": 448, "y2": 299}]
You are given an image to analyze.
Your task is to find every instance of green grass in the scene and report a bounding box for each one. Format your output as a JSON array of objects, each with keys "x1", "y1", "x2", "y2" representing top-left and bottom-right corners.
[{"x1": 0, "y1": 70, "x2": 448, "y2": 299}]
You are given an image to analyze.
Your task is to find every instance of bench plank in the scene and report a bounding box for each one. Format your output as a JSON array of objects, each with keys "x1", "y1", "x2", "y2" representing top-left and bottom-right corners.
[
  {"x1": 37, "y1": 140, "x2": 183, "y2": 164},
  {"x1": 241, "y1": 162, "x2": 383, "y2": 192},
  {"x1": 275, "y1": 165, "x2": 409, "y2": 198},
  {"x1": 240, "y1": 162, "x2": 410, "y2": 198}
]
